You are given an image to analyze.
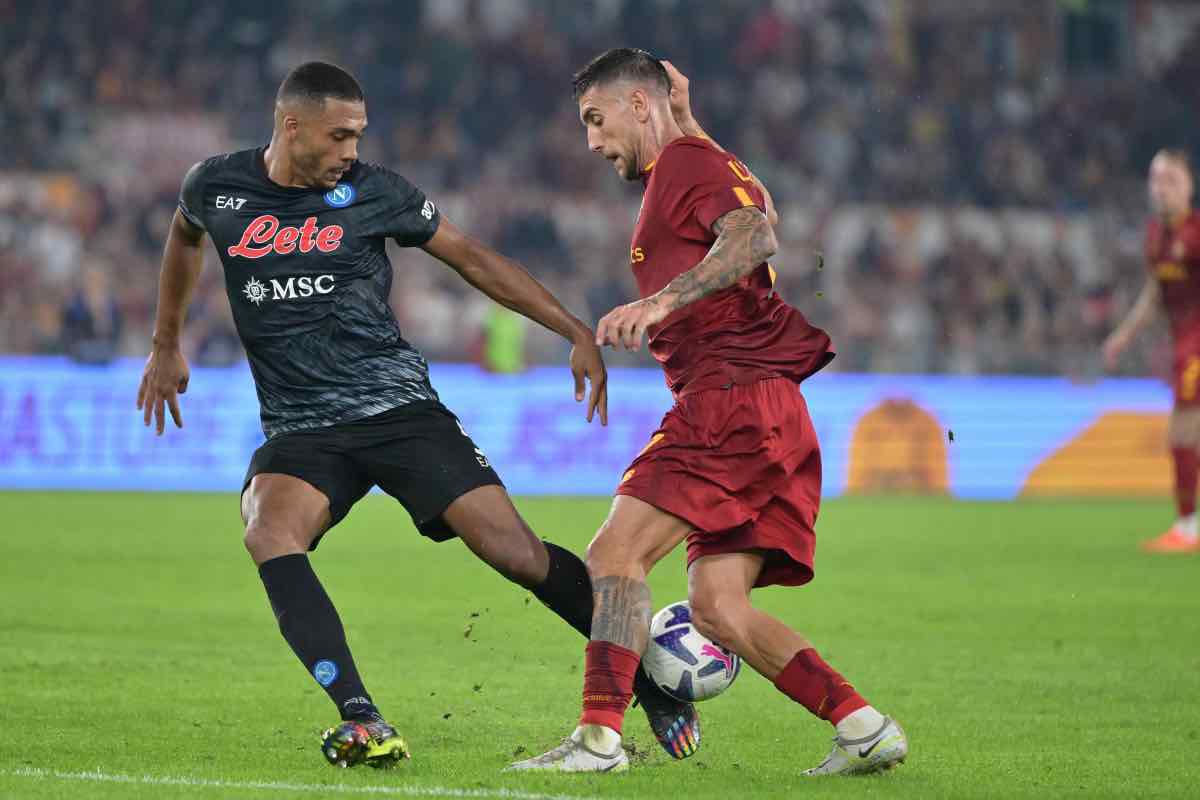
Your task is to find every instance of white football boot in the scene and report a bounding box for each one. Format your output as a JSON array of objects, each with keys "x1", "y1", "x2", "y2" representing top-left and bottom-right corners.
[
  {"x1": 802, "y1": 716, "x2": 908, "y2": 776},
  {"x1": 505, "y1": 726, "x2": 629, "y2": 773}
]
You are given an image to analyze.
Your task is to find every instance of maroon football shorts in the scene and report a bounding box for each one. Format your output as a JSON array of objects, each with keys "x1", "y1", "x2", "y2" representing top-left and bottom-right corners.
[{"x1": 616, "y1": 377, "x2": 820, "y2": 588}]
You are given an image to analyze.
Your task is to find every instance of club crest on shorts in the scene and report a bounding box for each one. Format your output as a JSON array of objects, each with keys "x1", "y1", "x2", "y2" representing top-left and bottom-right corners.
[{"x1": 324, "y1": 183, "x2": 356, "y2": 208}]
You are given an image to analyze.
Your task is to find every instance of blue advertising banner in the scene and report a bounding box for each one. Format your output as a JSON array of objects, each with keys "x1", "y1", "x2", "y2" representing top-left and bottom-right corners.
[{"x1": 0, "y1": 357, "x2": 1174, "y2": 499}]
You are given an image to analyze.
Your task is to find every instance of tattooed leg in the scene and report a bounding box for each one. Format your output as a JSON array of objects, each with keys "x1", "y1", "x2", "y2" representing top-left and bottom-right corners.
[
  {"x1": 590, "y1": 575, "x2": 652, "y2": 653},
  {"x1": 572, "y1": 495, "x2": 693, "y2": 737}
]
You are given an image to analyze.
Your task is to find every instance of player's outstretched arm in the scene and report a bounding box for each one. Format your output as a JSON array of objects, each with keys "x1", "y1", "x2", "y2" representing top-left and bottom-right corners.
[
  {"x1": 422, "y1": 217, "x2": 608, "y2": 424},
  {"x1": 662, "y1": 60, "x2": 778, "y2": 227},
  {"x1": 596, "y1": 206, "x2": 777, "y2": 351},
  {"x1": 1103, "y1": 277, "x2": 1160, "y2": 369},
  {"x1": 137, "y1": 209, "x2": 204, "y2": 435}
]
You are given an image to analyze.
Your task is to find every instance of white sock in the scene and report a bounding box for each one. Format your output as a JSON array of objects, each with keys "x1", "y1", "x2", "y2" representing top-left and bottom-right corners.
[
  {"x1": 836, "y1": 706, "x2": 886, "y2": 740},
  {"x1": 576, "y1": 724, "x2": 622, "y2": 754},
  {"x1": 1176, "y1": 514, "x2": 1197, "y2": 538}
]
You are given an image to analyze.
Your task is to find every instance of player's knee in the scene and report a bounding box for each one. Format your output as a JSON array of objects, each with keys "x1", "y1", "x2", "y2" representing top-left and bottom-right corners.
[
  {"x1": 490, "y1": 529, "x2": 547, "y2": 588},
  {"x1": 585, "y1": 523, "x2": 640, "y2": 576},
  {"x1": 242, "y1": 521, "x2": 273, "y2": 557},
  {"x1": 688, "y1": 591, "x2": 744, "y2": 649},
  {"x1": 243, "y1": 519, "x2": 303, "y2": 563}
]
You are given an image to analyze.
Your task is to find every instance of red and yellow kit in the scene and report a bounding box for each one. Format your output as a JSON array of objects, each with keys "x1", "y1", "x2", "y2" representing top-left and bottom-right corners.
[
  {"x1": 616, "y1": 135, "x2": 834, "y2": 587},
  {"x1": 1147, "y1": 211, "x2": 1200, "y2": 405}
]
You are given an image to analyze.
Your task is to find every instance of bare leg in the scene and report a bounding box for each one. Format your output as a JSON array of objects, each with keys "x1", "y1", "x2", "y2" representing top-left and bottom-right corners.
[
  {"x1": 241, "y1": 472, "x2": 329, "y2": 564},
  {"x1": 440, "y1": 485, "x2": 549, "y2": 588},
  {"x1": 686, "y1": 551, "x2": 811, "y2": 679},
  {"x1": 576, "y1": 495, "x2": 692, "y2": 738},
  {"x1": 688, "y1": 551, "x2": 875, "y2": 731}
]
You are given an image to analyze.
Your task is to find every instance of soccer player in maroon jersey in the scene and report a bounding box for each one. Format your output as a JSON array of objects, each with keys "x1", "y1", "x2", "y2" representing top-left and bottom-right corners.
[
  {"x1": 510, "y1": 50, "x2": 907, "y2": 776},
  {"x1": 1105, "y1": 149, "x2": 1200, "y2": 553}
]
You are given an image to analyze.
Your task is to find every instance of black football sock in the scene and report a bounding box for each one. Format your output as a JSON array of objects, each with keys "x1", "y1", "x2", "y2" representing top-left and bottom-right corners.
[
  {"x1": 530, "y1": 541, "x2": 661, "y2": 703},
  {"x1": 531, "y1": 541, "x2": 593, "y2": 637},
  {"x1": 258, "y1": 554, "x2": 380, "y2": 721}
]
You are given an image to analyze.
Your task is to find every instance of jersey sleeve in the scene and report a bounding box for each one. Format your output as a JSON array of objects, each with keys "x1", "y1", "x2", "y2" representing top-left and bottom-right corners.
[
  {"x1": 378, "y1": 168, "x2": 442, "y2": 247},
  {"x1": 178, "y1": 160, "x2": 208, "y2": 231},
  {"x1": 656, "y1": 141, "x2": 767, "y2": 233}
]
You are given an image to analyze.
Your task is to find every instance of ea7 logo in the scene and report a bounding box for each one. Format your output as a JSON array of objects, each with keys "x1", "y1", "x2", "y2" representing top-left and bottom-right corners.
[
  {"x1": 421, "y1": 199, "x2": 435, "y2": 220},
  {"x1": 216, "y1": 195, "x2": 247, "y2": 210}
]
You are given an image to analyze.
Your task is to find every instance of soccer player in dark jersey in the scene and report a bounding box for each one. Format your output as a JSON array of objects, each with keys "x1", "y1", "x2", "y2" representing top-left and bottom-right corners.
[
  {"x1": 1105, "y1": 149, "x2": 1200, "y2": 553},
  {"x1": 135, "y1": 61, "x2": 698, "y2": 768},
  {"x1": 511, "y1": 50, "x2": 908, "y2": 776}
]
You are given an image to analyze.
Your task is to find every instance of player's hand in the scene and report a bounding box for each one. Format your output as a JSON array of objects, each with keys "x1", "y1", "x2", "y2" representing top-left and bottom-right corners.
[
  {"x1": 1102, "y1": 331, "x2": 1129, "y2": 370},
  {"x1": 596, "y1": 297, "x2": 670, "y2": 352},
  {"x1": 137, "y1": 345, "x2": 190, "y2": 435},
  {"x1": 570, "y1": 335, "x2": 608, "y2": 426},
  {"x1": 661, "y1": 61, "x2": 694, "y2": 128}
]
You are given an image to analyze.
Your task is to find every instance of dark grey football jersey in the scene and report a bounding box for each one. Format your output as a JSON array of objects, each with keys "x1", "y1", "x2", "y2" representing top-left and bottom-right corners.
[{"x1": 179, "y1": 147, "x2": 442, "y2": 438}]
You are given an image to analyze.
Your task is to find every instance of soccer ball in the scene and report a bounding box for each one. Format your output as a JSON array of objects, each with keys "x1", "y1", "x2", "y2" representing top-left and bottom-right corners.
[{"x1": 643, "y1": 601, "x2": 741, "y2": 702}]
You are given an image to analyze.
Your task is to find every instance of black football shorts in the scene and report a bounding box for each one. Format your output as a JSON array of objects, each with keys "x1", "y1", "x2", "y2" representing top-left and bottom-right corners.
[{"x1": 242, "y1": 400, "x2": 502, "y2": 546}]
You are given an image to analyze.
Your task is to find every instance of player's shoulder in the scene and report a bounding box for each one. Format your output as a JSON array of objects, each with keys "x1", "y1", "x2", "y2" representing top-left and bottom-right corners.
[
  {"x1": 658, "y1": 135, "x2": 726, "y2": 170},
  {"x1": 349, "y1": 160, "x2": 435, "y2": 222},
  {"x1": 190, "y1": 148, "x2": 257, "y2": 178},
  {"x1": 351, "y1": 159, "x2": 418, "y2": 192},
  {"x1": 651, "y1": 137, "x2": 746, "y2": 192}
]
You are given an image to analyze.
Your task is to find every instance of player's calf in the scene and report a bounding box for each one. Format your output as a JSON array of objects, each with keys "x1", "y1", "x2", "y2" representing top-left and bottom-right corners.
[
  {"x1": 689, "y1": 553, "x2": 907, "y2": 775},
  {"x1": 687, "y1": 590, "x2": 750, "y2": 656}
]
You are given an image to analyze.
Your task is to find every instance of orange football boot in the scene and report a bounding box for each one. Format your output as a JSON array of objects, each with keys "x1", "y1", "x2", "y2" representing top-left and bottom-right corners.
[{"x1": 1140, "y1": 527, "x2": 1200, "y2": 553}]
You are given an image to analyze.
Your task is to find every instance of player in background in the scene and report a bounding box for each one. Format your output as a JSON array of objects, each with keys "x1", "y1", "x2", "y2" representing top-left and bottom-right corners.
[
  {"x1": 1104, "y1": 150, "x2": 1200, "y2": 553},
  {"x1": 510, "y1": 50, "x2": 907, "y2": 776},
  {"x1": 136, "y1": 61, "x2": 698, "y2": 768}
]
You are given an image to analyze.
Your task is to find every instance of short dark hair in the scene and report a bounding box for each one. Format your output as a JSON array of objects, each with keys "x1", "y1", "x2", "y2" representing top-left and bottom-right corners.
[
  {"x1": 276, "y1": 61, "x2": 364, "y2": 107},
  {"x1": 1156, "y1": 148, "x2": 1194, "y2": 177},
  {"x1": 572, "y1": 48, "x2": 670, "y2": 100}
]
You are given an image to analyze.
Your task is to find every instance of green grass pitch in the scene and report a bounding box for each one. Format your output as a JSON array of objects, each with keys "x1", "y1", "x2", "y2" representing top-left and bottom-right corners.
[{"x1": 1, "y1": 492, "x2": 1197, "y2": 799}]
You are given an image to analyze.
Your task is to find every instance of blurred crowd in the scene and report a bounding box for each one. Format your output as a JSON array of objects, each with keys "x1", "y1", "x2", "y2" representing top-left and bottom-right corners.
[{"x1": 1, "y1": 0, "x2": 1198, "y2": 377}]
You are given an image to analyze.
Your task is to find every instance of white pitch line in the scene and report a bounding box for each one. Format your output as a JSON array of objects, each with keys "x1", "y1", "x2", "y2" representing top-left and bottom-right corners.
[{"x1": 2, "y1": 767, "x2": 607, "y2": 800}]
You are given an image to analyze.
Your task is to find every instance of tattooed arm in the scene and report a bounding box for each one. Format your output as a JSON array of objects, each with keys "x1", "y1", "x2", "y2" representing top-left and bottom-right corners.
[
  {"x1": 595, "y1": 206, "x2": 777, "y2": 350},
  {"x1": 657, "y1": 206, "x2": 777, "y2": 312}
]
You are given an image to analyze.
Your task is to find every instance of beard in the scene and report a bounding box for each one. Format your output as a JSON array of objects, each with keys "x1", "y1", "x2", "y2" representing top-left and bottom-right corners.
[{"x1": 293, "y1": 147, "x2": 333, "y2": 189}]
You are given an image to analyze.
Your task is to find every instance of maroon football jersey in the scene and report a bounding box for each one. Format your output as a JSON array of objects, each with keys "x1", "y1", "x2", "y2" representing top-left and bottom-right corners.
[
  {"x1": 1146, "y1": 210, "x2": 1200, "y2": 339},
  {"x1": 631, "y1": 136, "x2": 832, "y2": 397}
]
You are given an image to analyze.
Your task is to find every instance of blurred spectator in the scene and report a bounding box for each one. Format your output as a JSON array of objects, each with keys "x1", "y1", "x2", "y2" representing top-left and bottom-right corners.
[
  {"x1": 60, "y1": 265, "x2": 122, "y2": 364},
  {"x1": 1, "y1": 0, "x2": 1197, "y2": 378}
]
